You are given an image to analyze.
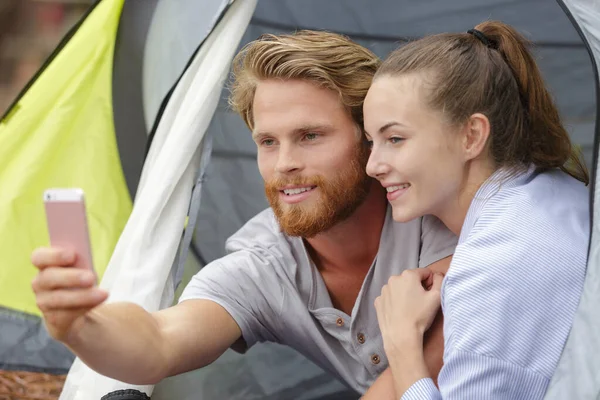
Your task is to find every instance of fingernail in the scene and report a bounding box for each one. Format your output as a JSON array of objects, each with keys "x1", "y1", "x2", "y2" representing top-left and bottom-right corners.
[
  {"x1": 80, "y1": 272, "x2": 94, "y2": 284},
  {"x1": 93, "y1": 289, "x2": 107, "y2": 301},
  {"x1": 62, "y1": 251, "x2": 75, "y2": 263}
]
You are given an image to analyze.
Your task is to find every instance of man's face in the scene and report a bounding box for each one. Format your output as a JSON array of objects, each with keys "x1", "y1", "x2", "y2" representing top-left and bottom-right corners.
[{"x1": 252, "y1": 79, "x2": 371, "y2": 238}]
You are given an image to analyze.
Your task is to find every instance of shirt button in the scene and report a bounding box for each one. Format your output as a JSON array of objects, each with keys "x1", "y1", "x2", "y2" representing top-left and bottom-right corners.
[
  {"x1": 371, "y1": 354, "x2": 380, "y2": 365},
  {"x1": 357, "y1": 333, "x2": 366, "y2": 344},
  {"x1": 336, "y1": 317, "x2": 344, "y2": 327}
]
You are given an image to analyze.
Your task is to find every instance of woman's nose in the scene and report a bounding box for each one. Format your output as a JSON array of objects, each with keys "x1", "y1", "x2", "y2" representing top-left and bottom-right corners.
[{"x1": 366, "y1": 146, "x2": 390, "y2": 179}]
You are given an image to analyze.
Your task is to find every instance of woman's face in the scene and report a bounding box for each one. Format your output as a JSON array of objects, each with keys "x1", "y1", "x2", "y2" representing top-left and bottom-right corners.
[{"x1": 364, "y1": 74, "x2": 467, "y2": 223}]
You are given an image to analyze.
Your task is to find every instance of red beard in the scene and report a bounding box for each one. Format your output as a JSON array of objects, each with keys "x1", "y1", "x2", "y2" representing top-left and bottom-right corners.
[{"x1": 265, "y1": 143, "x2": 371, "y2": 238}]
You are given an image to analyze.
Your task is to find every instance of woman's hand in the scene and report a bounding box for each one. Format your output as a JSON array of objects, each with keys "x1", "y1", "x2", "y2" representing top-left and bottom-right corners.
[
  {"x1": 374, "y1": 268, "x2": 444, "y2": 397},
  {"x1": 375, "y1": 268, "x2": 444, "y2": 356}
]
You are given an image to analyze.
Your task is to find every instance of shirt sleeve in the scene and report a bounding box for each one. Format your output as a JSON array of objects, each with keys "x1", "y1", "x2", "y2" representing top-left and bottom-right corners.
[
  {"x1": 401, "y1": 350, "x2": 548, "y2": 400},
  {"x1": 178, "y1": 248, "x2": 284, "y2": 351},
  {"x1": 418, "y1": 215, "x2": 457, "y2": 268},
  {"x1": 401, "y1": 378, "x2": 440, "y2": 399}
]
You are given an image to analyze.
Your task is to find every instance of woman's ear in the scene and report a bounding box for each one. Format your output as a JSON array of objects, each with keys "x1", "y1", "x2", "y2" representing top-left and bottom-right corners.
[{"x1": 462, "y1": 113, "x2": 491, "y2": 161}]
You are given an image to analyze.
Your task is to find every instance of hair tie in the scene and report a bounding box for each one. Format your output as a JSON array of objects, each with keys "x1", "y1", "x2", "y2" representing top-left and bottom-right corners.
[{"x1": 467, "y1": 29, "x2": 496, "y2": 49}]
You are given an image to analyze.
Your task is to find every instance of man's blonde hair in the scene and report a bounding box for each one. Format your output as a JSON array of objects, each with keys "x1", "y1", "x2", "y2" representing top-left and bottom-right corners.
[{"x1": 229, "y1": 30, "x2": 381, "y2": 131}]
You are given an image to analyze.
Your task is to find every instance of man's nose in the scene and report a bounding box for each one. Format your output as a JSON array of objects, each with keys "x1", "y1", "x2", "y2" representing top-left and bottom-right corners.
[{"x1": 275, "y1": 143, "x2": 303, "y2": 174}]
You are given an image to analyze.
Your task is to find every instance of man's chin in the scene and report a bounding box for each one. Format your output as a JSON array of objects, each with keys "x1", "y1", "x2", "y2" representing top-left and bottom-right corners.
[
  {"x1": 273, "y1": 208, "x2": 325, "y2": 238},
  {"x1": 274, "y1": 196, "x2": 316, "y2": 213},
  {"x1": 278, "y1": 222, "x2": 324, "y2": 238}
]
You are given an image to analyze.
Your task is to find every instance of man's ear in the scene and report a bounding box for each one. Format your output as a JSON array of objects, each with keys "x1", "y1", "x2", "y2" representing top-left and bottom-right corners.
[{"x1": 462, "y1": 113, "x2": 490, "y2": 161}]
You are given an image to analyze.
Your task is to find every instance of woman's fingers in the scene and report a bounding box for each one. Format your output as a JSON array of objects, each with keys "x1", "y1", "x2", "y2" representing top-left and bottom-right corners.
[{"x1": 430, "y1": 273, "x2": 444, "y2": 292}]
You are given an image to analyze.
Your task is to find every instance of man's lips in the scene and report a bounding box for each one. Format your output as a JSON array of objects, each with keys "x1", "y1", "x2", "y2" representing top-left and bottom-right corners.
[{"x1": 279, "y1": 186, "x2": 317, "y2": 204}]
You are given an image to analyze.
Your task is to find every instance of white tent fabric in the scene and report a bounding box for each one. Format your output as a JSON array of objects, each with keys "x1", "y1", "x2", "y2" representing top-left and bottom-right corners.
[
  {"x1": 545, "y1": 0, "x2": 600, "y2": 398},
  {"x1": 58, "y1": 1, "x2": 257, "y2": 398},
  {"x1": 142, "y1": 0, "x2": 232, "y2": 131}
]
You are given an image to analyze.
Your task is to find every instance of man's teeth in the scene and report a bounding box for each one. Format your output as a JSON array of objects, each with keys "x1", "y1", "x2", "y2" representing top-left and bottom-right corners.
[
  {"x1": 283, "y1": 187, "x2": 314, "y2": 195},
  {"x1": 386, "y1": 184, "x2": 410, "y2": 193}
]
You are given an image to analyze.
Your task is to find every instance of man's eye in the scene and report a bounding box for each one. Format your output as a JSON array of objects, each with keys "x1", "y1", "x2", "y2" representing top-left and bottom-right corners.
[
  {"x1": 262, "y1": 139, "x2": 275, "y2": 146},
  {"x1": 304, "y1": 133, "x2": 319, "y2": 141}
]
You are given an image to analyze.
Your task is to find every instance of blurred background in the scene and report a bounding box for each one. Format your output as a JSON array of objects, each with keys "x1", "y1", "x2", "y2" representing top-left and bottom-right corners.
[{"x1": 0, "y1": 0, "x2": 92, "y2": 115}]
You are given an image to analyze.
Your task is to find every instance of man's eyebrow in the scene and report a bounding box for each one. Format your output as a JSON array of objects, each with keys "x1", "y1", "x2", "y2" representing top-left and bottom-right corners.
[
  {"x1": 291, "y1": 124, "x2": 335, "y2": 134},
  {"x1": 252, "y1": 124, "x2": 335, "y2": 140},
  {"x1": 251, "y1": 130, "x2": 270, "y2": 141}
]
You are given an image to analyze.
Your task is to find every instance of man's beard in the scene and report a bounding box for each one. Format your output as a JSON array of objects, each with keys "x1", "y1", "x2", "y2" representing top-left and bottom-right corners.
[{"x1": 265, "y1": 143, "x2": 372, "y2": 238}]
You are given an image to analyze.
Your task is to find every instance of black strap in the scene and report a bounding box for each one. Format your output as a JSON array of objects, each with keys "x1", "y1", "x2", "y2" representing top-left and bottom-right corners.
[
  {"x1": 101, "y1": 389, "x2": 151, "y2": 400},
  {"x1": 467, "y1": 29, "x2": 496, "y2": 49}
]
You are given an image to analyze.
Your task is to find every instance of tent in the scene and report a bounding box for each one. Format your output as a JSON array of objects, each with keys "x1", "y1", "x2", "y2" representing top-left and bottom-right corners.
[{"x1": 0, "y1": 0, "x2": 598, "y2": 398}]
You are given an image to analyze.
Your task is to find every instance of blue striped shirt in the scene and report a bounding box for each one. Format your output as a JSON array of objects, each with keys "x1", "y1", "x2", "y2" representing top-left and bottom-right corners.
[{"x1": 402, "y1": 167, "x2": 589, "y2": 399}]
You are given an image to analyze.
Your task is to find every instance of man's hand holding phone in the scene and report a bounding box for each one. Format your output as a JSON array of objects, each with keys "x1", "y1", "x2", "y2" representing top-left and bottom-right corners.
[
  {"x1": 31, "y1": 188, "x2": 108, "y2": 343},
  {"x1": 29, "y1": 190, "x2": 241, "y2": 384},
  {"x1": 31, "y1": 247, "x2": 108, "y2": 342}
]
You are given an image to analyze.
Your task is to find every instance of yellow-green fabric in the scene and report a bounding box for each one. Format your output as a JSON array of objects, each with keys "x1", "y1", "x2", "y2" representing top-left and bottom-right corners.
[{"x1": 0, "y1": 0, "x2": 130, "y2": 316}]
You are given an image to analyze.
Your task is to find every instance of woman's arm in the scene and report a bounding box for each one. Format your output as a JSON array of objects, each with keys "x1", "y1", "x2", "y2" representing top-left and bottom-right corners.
[
  {"x1": 360, "y1": 369, "x2": 396, "y2": 400},
  {"x1": 362, "y1": 308, "x2": 445, "y2": 399},
  {"x1": 376, "y1": 241, "x2": 557, "y2": 399}
]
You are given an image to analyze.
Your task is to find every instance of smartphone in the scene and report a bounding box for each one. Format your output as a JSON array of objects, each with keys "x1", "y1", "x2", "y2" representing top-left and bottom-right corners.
[{"x1": 43, "y1": 188, "x2": 95, "y2": 272}]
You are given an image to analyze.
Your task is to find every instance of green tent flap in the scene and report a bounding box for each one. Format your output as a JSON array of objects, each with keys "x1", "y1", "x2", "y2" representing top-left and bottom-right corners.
[{"x1": 0, "y1": 0, "x2": 130, "y2": 316}]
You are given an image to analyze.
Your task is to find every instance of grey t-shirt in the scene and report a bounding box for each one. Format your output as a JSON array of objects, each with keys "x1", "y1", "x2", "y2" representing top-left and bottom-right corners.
[{"x1": 180, "y1": 206, "x2": 457, "y2": 393}]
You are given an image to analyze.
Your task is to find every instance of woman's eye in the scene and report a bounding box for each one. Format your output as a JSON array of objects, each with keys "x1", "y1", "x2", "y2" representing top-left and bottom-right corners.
[
  {"x1": 366, "y1": 140, "x2": 373, "y2": 149},
  {"x1": 389, "y1": 137, "x2": 404, "y2": 144}
]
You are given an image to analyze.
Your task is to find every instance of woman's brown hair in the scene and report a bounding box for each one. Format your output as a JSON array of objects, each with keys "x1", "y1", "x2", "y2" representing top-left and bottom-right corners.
[{"x1": 376, "y1": 20, "x2": 589, "y2": 184}]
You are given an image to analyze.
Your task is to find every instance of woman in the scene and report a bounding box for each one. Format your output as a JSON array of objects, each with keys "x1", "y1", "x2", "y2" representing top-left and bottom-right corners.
[{"x1": 363, "y1": 21, "x2": 590, "y2": 399}]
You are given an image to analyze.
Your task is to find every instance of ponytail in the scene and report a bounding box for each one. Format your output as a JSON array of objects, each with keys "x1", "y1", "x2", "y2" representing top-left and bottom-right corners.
[{"x1": 476, "y1": 21, "x2": 589, "y2": 184}]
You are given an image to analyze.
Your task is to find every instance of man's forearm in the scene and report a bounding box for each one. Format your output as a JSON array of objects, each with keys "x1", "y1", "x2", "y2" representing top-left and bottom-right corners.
[
  {"x1": 64, "y1": 302, "x2": 170, "y2": 385},
  {"x1": 422, "y1": 310, "x2": 444, "y2": 386}
]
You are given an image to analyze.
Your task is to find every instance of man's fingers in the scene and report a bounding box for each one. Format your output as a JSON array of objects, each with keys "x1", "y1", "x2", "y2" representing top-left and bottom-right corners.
[
  {"x1": 31, "y1": 247, "x2": 76, "y2": 269},
  {"x1": 32, "y1": 267, "x2": 96, "y2": 292},
  {"x1": 36, "y1": 288, "x2": 108, "y2": 311}
]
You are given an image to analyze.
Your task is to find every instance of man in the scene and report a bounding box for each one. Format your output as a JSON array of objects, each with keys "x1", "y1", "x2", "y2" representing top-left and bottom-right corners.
[{"x1": 31, "y1": 31, "x2": 456, "y2": 397}]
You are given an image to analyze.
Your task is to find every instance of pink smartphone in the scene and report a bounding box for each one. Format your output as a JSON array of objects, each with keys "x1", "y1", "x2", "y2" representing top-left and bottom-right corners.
[{"x1": 43, "y1": 188, "x2": 95, "y2": 272}]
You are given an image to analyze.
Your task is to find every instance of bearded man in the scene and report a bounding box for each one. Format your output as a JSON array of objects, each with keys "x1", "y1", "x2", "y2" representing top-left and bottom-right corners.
[{"x1": 30, "y1": 31, "x2": 456, "y2": 398}]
